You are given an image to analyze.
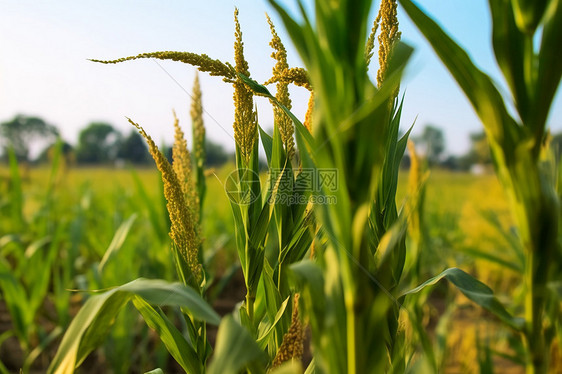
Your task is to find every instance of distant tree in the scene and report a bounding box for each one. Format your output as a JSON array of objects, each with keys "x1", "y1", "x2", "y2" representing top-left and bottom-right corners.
[
  {"x1": 468, "y1": 132, "x2": 491, "y2": 165},
  {"x1": 440, "y1": 132, "x2": 493, "y2": 171},
  {"x1": 155, "y1": 139, "x2": 231, "y2": 169},
  {"x1": 205, "y1": 139, "x2": 230, "y2": 166},
  {"x1": 117, "y1": 130, "x2": 150, "y2": 164},
  {"x1": 440, "y1": 155, "x2": 468, "y2": 171},
  {"x1": 37, "y1": 140, "x2": 75, "y2": 165},
  {"x1": 416, "y1": 125, "x2": 445, "y2": 165},
  {"x1": 452, "y1": 132, "x2": 492, "y2": 171},
  {"x1": 0, "y1": 115, "x2": 59, "y2": 162},
  {"x1": 76, "y1": 122, "x2": 121, "y2": 164}
]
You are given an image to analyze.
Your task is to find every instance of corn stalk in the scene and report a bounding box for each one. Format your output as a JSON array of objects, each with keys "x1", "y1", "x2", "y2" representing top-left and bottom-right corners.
[{"x1": 399, "y1": 0, "x2": 562, "y2": 372}]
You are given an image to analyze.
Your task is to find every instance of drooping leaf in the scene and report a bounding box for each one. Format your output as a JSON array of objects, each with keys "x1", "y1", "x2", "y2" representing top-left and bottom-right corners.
[
  {"x1": 48, "y1": 278, "x2": 219, "y2": 374},
  {"x1": 132, "y1": 297, "x2": 201, "y2": 374},
  {"x1": 401, "y1": 267, "x2": 524, "y2": 330}
]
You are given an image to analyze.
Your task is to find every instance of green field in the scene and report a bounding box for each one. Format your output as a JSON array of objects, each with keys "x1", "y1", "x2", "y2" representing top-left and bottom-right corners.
[
  {"x1": 2, "y1": 0, "x2": 561, "y2": 372},
  {"x1": 0, "y1": 164, "x2": 525, "y2": 372}
]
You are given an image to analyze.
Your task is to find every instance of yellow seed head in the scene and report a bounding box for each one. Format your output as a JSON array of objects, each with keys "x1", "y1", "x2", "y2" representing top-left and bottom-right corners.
[
  {"x1": 173, "y1": 112, "x2": 200, "y2": 222},
  {"x1": 376, "y1": 0, "x2": 401, "y2": 87},
  {"x1": 304, "y1": 91, "x2": 314, "y2": 133},
  {"x1": 129, "y1": 118, "x2": 202, "y2": 284},
  {"x1": 267, "y1": 14, "x2": 295, "y2": 158},
  {"x1": 233, "y1": 8, "x2": 257, "y2": 164},
  {"x1": 272, "y1": 294, "x2": 304, "y2": 368},
  {"x1": 234, "y1": 8, "x2": 249, "y2": 78},
  {"x1": 91, "y1": 51, "x2": 237, "y2": 83},
  {"x1": 265, "y1": 67, "x2": 312, "y2": 91},
  {"x1": 191, "y1": 72, "x2": 205, "y2": 167},
  {"x1": 365, "y1": 13, "x2": 381, "y2": 68}
]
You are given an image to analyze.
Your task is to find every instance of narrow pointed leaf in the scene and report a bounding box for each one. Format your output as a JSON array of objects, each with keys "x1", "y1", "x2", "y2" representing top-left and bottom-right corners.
[
  {"x1": 489, "y1": 0, "x2": 529, "y2": 122},
  {"x1": 401, "y1": 267, "x2": 524, "y2": 330},
  {"x1": 259, "y1": 126, "x2": 274, "y2": 164},
  {"x1": 536, "y1": 0, "x2": 562, "y2": 130},
  {"x1": 399, "y1": 0, "x2": 521, "y2": 149},
  {"x1": 132, "y1": 297, "x2": 201, "y2": 374},
  {"x1": 98, "y1": 214, "x2": 137, "y2": 273}
]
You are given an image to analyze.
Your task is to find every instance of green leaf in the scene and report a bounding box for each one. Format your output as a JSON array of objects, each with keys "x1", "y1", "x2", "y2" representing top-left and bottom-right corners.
[
  {"x1": 289, "y1": 260, "x2": 325, "y2": 333},
  {"x1": 98, "y1": 214, "x2": 137, "y2": 273},
  {"x1": 207, "y1": 316, "x2": 267, "y2": 374},
  {"x1": 304, "y1": 358, "x2": 315, "y2": 374},
  {"x1": 401, "y1": 268, "x2": 524, "y2": 330},
  {"x1": 0, "y1": 259, "x2": 32, "y2": 345},
  {"x1": 536, "y1": 0, "x2": 562, "y2": 132},
  {"x1": 145, "y1": 369, "x2": 165, "y2": 374},
  {"x1": 132, "y1": 297, "x2": 201, "y2": 374},
  {"x1": 259, "y1": 126, "x2": 274, "y2": 165},
  {"x1": 256, "y1": 295, "x2": 290, "y2": 349},
  {"x1": 48, "y1": 278, "x2": 219, "y2": 374},
  {"x1": 239, "y1": 73, "x2": 316, "y2": 161},
  {"x1": 261, "y1": 258, "x2": 283, "y2": 322},
  {"x1": 116, "y1": 279, "x2": 220, "y2": 323},
  {"x1": 373, "y1": 216, "x2": 408, "y2": 289},
  {"x1": 248, "y1": 202, "x2": 272, "y2": 251},
  {"x1": 238, "y1": 73, "x2": 273, "y2": 96},
  {"x1": 489, "y1": 0, "x2": 530, "y2": 124},
  {"x1": 480, "y1": 210, "x2": 525, "y2": 269},
  {"x1": 511, "y1": 0, "x2": 548, "y2": 33},
  {"x1": 281, "y1": 224, "x2": 312, "y2": 266},
  {"x1": 399, "y1": 0, "x2": 521, "y2": 150},
  {"x1": 23, "y1": 326, "x2": 63, "y2": 373}
]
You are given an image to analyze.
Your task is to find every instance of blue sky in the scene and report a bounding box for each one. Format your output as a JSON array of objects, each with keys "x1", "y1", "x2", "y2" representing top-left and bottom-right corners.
[{"x1": 1, "y1": 0, "x2": 561, "y2": 156}]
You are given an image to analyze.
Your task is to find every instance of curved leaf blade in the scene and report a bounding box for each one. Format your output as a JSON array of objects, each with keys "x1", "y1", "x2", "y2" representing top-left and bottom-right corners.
[
  {"x1": 401, "y1": 267, "x2": 524, "y2": 331},
  {"x1": 132, "y1": 297, "x2": 201, "y2": 374},
  {"x1": 48, "y1": 278, "x2": 218, "y2": 374}
]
